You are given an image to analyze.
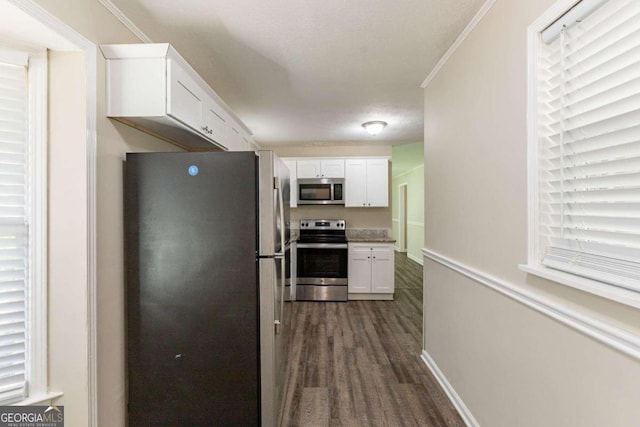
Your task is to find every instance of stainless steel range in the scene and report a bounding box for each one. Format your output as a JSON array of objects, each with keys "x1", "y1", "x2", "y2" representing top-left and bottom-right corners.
[{"x1": 296, "y1": 219, "x2": 348, "y2": 301}]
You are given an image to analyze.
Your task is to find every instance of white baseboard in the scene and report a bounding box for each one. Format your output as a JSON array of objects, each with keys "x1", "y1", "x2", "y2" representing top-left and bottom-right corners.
[
  {"x1": 420, "y1": 350, "x2": 479, "y2": 426},
  {"x1": 407, "y1": 253, "x2": 423, "y2": 266}
]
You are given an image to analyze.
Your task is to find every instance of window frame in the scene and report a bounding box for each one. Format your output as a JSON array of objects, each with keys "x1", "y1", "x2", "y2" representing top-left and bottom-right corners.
[
  {"x1": 521, "y1": 0, "x2": 640, "y2": 310},
  {"x1": 26, "y1": 50, "x2": 49, "y2": 403},
  {"x1": 0, "y1": 48, "x2": 53, "y2": 405}
]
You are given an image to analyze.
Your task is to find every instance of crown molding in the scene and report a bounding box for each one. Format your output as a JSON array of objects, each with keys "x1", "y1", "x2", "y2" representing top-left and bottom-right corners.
[
  {"x1": 421, "y1": 0, "x2": 497, "y2": 88},
  {"x1": 97, "y1": 0, "x2": 153, "y2": 43}
]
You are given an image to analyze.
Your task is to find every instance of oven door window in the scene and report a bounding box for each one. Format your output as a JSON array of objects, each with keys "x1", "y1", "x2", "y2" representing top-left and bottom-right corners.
[
  {"x1": 299, "y1": 184, "x2": 331, "y2": 201},
  {"x1": 297, "y1": 247, "x2": 347, "y2": 278}
]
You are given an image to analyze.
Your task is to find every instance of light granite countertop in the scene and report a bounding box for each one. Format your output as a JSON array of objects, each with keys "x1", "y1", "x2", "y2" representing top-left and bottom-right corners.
[{"x1": 346, "y1": 229, "x2": 396, "y2": 243}]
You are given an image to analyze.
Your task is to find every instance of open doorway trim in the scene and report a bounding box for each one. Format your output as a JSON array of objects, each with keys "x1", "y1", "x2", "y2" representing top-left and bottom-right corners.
[{"x1": 398, "y1": 183, "x2": 408, "y2": 253}]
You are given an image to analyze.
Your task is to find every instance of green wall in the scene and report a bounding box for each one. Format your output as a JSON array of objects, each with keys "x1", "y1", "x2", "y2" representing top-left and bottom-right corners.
[{"x1": 391, "y1": 142, "x2": 424, "y2": 264}]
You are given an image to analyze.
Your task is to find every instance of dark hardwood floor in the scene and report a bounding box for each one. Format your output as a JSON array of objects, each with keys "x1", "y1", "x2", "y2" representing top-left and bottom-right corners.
[{"x1": 282, "y1": 252, "x2": 464, "y2": 427}]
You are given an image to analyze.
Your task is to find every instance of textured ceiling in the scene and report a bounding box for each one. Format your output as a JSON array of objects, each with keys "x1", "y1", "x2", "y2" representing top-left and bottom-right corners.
[{"x1": 109, "y1": 0, "x2": 486, "y2": 146}]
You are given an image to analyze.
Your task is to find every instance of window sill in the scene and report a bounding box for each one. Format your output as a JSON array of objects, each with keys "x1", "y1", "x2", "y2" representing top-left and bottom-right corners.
[
  {"x1": 519, "y1": 264, "x2": 640, "y2": 310},
  {"x1": 14, "y1": 391, "x2": 64, "y2": 406}
]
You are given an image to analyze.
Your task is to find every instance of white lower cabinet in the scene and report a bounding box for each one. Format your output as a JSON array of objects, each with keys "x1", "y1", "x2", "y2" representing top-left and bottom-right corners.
[{"x1": 348, "y1": 243, "x2": 394, "y2": 299}]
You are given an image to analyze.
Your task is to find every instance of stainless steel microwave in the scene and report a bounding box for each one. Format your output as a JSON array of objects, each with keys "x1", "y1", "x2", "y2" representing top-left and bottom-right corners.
[{"x1": 297, "y1": 178, "x2": 344, "y2": 205}]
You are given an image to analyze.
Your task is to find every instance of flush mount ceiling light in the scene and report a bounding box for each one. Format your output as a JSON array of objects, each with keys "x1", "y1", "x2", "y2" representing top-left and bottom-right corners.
[{"x1": 362, "y1": 120, "x2": 387, "y2": 136}]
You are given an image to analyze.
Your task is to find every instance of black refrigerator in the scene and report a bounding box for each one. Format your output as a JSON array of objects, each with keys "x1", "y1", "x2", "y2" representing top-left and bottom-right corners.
[{"x1": 125, "y1": 150, "x2": 291, "y2": 426}]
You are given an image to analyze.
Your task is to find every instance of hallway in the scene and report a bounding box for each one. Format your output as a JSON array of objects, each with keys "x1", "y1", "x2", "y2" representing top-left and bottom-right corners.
[{"x1": 282, "y1": 253, "x2": 464, "y2": 426}]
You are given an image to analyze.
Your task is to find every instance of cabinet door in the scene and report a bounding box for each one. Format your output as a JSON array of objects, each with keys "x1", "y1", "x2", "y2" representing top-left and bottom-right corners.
[
  {"x1": 320, "y1": 159, "x2": 345, "y2": 178},
  {"x1": 348, "y1": 245, "x2": 372, "y2": 293},
  {"x1": 345, "y1": 159, "x2": 367, "y2": 207},
  {"x1": 225, "y1": 127, "x2": 240, "y2": 151},
  {"x1": 203, "y1": 98, "x2": 227, "y2": 145},
  {"x1": 297, "y1": 160, "x2": 321, "y2": 178},
  {"x1": 239, "y1": 128, "x2": 251, "y2": 151},
  {"x1": 365, "y1": 159, "x2": 389, "y2": 207},
  {"x1": 242, "y1": 136, "x2": 251, "y2": 151},
  {"x1": 371, "y1": 245, "x2": 394, "y2": 293},
  {"x1": 282, "y1": 160, "x2": 297, "y2": 208},
  {"x1": 166, "y1": 59, "x2": 204, "y2": 132}
]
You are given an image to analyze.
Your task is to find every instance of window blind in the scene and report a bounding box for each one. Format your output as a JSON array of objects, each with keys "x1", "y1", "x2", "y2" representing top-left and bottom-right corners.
[
  {"x1": 0, "y1": 61, "x2": 28, "y2": 402},
  {"x1": 538, "y1": 0, "x2": 640, "y2": 291}
]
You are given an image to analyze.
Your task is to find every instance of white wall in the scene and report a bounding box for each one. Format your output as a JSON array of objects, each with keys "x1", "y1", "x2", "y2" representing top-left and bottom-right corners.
[
  {"x1": 423, "y1": 1, "x2": 640, "y2": 426},
  {"x1": 48, "y1": 51, "x2": 89, "y2": 425}
]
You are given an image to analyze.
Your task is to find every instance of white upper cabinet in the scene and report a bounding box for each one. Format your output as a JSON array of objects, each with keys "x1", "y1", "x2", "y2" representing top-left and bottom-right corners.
[
  {"x1": 345, "y1": 159, "x2": 367, "y2": 206},
  {"x1": 345, "y1": 159, "x2": 388, "y2": 207},
  {"x1": 101, "y1": 43, "x2": 252, "y2": 151},
  {"x1": 226, "y1": 121, "x2": 252, "y2": 152},
  {"x1": 166, "y1": 59, "x2": 205, "y2": 133},
  {"x1": 296, "y1": 160, "x2": 320, "y2": 179},
  {"x1": 203, "y1": 97, "x2": 228, "y2": 144},
  {"x1": 320, "y1": 159, "x2": 345, "y2": 178},
  {"x1": 297, "y1": 159, "x2": 345, "y2": 178},
  {"x1": 364, "y1": 159, "x2": 389, "y2": 207}
]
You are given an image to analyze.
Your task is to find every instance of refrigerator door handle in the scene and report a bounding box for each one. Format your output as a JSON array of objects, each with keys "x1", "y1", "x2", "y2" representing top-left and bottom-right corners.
[{"x1": 275, "y1": 178, "x2": 286, "y2": 335}]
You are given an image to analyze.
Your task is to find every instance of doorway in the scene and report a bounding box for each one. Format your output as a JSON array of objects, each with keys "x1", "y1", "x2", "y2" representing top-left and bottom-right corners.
[{"x1": 398, "y1": 183, "x2": 408, "y2": 252}]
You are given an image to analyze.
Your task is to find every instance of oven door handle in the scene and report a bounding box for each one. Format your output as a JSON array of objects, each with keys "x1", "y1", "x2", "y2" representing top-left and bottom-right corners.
[{"x1": 296, "y1": 243, "x2": 348, "y2": 249}]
